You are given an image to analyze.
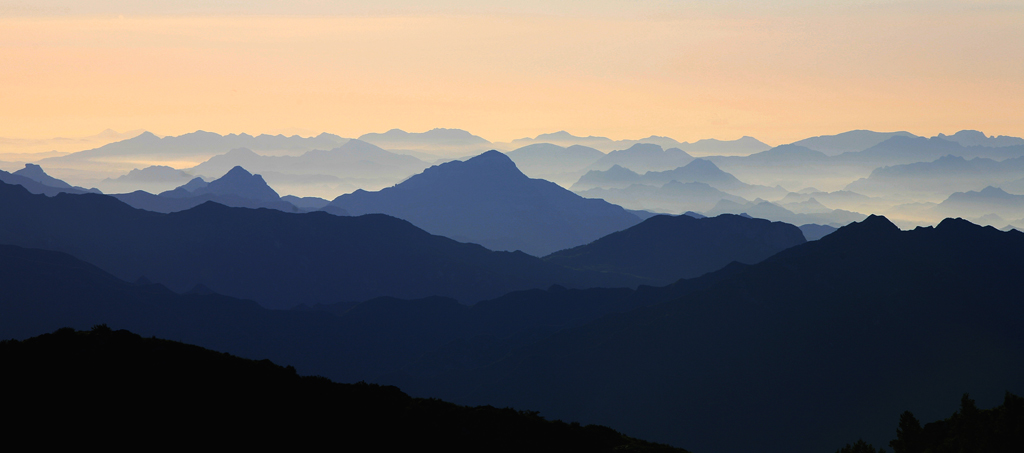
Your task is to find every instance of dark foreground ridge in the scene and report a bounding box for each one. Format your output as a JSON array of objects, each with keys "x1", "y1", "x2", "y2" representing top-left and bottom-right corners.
[
  {"x1": 0, "y1": 326, "x2": 686, "y2": 452},
  {"x1": 837, "y1": 392, "x2": 1024, "y2": 453}
]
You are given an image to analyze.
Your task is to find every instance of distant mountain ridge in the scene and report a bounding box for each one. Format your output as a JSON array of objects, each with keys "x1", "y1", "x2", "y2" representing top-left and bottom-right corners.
[
  {"x1": 46, "y1": 130, "x2": 348, "y2": 161},
  {"x1": 185, "y1": 140, "x2": 430, "y2": 199},
  {"x1": 35, "y1": 130, "x2": 351, "y2": 178},
  {"x1": 504, "y1": 143, "x2": 605, "y2": 186},
  {"x1": 327, "y1": 150, "x2": 643, "y2": 256},
  {"x1": 111, "y1": 166, "x2": 302, "y2": 214},
  {"x1": 586, "y1": 143, "x2": 695, "y2": 173},
  {"x1": 358, "y1": 128, "x2": 492, "y2": 157},
  {"x1": 97, "y1": 165, "x2": 196, "y2": 194},
  {"x1": 936, "y1": 130, "x2": 1024, "y2": 148},
  {"x1": 789, "y1": 130, "x2": 917, "y2": 155},
  {"x1": 500, "y1": 131, "x2": 770, "y2": 156}
]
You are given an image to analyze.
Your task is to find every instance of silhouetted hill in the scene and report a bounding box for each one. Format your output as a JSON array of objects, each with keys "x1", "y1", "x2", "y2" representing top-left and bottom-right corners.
[
  {"x1": 544, "y1": 214, "x2": 805, "y2": 284},
  {"x1": 0, "y1": 181, "x2": 641, "y2": 308},
  {"x1": 326, "y1": 151, "x2": 642, "y2": 256},
  {"x1": 0, "y1": 326, "x2": 685, "y2": 452},
  {"x1": 410, "y1": 215, "x2": 1024, "y2": 453}
]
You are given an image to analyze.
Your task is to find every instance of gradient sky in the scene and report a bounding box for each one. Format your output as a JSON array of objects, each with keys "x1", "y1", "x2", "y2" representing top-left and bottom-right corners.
[{"x1": 1, "y1": 1, "x2": 1022, "y2": 146}]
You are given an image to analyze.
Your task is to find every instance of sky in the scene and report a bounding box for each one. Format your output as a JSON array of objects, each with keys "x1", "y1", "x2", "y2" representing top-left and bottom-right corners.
[{"x1": 1, "y1": 0, "x2": 1022, "y2": 146}]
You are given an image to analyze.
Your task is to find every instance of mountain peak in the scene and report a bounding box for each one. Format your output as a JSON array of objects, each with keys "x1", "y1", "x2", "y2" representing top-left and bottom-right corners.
[
  {"x1": 181, "y1": 166, "x2": 279, "y2": 202},
  {"x1": 828, "y1": 214, "x2": 900, "y2": 242},
  {"x1": 535, "y1": 131, "x2": 578, "y2": 140},
  {"x1": 452, "y1": 150, "x2": 525, "y2": 177},
  {"x1": 222, "y1": 166, "x2": 254, "y2": 178},
  {"x1": 465, "y1": 150, "x2": 514, "y2": 165},
  {"x1": 979, "y1": 186, "x2": 1010, "y2": 197},
  {"x1": 16, "y1": 163, "x2": 46, "y2": 177},
  {"x1": 12, "y1": 163, "x2": 73, "y2": 189},
  {"x1": 683, "y1": 158, "x2": 721, "y2": 171},
  {"x1": 621, "y1": 143, "x2": 663, "y2": 153}
]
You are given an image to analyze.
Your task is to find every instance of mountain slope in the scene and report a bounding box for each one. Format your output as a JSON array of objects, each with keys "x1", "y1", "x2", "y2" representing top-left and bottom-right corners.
[
  {"x1": 544, "y1": 214, "x2": 806, "y2": 284},
  {"x1": 326, "y1": 151, "x2": 642, "y2": 256}
]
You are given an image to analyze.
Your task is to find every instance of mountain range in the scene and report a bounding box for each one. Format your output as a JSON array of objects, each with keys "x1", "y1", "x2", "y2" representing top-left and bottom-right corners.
[
  {"x1": 788, "y1": 130, "x2": 917, "y2": 156},
  {"x1": 3, "y1": 170, "x2": 1021, "y2": 452},
  {"x1": 705, "y1": 198, "x2": 867, "y2": 227},
  {"x1": 845, "y1": 155, "x2": 1024, "y2": 201},
  {"x1": 36, "y1": 130, "x2": 349, "y2": 178},
  {"x1": 185, "y1": 139, "x2": 431, "y2": 198},
  {"x1": 388, "y1": 215, "x2": 1024, "y2": 453},
  {"x1": 0, "y1": 180, "x2": 645, "y2": 308},
  {"x1": 576, "y1": 181, "x2": 747, "y2": 214}
]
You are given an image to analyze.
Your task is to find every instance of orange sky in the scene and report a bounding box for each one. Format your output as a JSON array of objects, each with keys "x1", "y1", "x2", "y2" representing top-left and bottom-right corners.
[{"x1": 1, "y1": 2, "x2": 1022, "y2": 146}]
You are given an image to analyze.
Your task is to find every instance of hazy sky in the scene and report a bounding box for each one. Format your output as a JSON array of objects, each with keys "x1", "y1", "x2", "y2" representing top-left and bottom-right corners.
[{"x1": 1, "y1": 1, "x2": 1022, "y2": 145}]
